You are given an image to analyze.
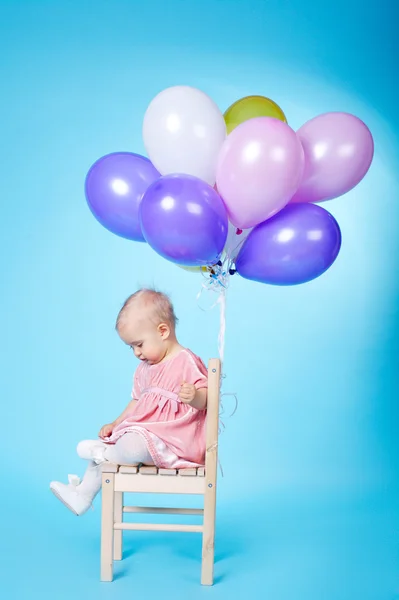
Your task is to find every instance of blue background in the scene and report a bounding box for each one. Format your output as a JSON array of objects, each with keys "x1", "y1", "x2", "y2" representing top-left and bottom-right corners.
[{"x1": 1, "y1": 1, "x2": 398, "y2": 598}]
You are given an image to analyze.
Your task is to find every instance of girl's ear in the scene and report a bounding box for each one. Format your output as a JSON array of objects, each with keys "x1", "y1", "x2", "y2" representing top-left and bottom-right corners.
[{"x1": 158, "y1": 322, "x2": 170, "y2": 340}]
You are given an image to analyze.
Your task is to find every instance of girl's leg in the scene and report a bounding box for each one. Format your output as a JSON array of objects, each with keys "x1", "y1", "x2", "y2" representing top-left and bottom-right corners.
[
  {"x1": 76, "y1": 432, "x2": 154, "y2": 466},
  {"x1": 50, "y1": 433, "x2": 153, "y2": 516},
  {"x1": 50, "y1": 460, "x2": 102, "y2": 516},
  {"x1": 103, "y1": 432, "x2": 154, "y2": 466}
]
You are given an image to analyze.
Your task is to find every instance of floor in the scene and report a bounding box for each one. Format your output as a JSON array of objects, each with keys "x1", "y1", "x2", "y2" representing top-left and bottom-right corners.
[{"x1": 1, "y1": 485, "x2": 397, "y2": 600}]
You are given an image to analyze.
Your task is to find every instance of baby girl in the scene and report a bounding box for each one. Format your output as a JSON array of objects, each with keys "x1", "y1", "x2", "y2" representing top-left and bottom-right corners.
[{"x1": 50, "y1": 288, "x2": 208, "y2": 516}]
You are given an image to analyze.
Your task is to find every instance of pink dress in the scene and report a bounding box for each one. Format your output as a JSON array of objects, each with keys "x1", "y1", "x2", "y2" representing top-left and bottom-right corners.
[{"x1": 105, "y1": 348, "x2": 208, "y2": 468}]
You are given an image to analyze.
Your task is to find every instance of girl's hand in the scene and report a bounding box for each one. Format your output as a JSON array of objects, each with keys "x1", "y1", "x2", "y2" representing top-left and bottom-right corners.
[
  {"x1": 179, "y1": 382, "x2": 197, "y2": 404},
  {"x1": 99, "y1": 423, "x2": 114, "y2": 439}
]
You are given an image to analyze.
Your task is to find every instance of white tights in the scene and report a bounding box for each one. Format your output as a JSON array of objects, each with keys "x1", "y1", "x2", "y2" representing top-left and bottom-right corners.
[
  {"x1": 102, "y1": 432, "x2": 154, "y2": 465},
  {"x1": 77, "y1": 432, "x2": 153, "y2": 500}
]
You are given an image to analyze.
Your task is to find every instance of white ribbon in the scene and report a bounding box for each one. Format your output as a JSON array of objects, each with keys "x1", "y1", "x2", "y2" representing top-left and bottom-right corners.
[
  {"x1": 194, "y1": 246, "x2": 241, "y2": 476},
  {"x1": 217, "y1": 289, "x2": 226, "y2": 363}
]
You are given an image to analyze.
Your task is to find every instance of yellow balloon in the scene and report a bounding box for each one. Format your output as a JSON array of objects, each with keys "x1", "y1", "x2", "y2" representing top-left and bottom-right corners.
[
  {"x1": 224, "y1": 95, "x2": 287, "y2": 134},
  {"x1": 178, "y1": 265, "x2": 208, "y2": 273}
]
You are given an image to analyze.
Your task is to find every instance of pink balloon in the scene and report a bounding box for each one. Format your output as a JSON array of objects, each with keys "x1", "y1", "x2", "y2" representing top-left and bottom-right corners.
[
  {"x1": 290, "y1": 112, "x2": 374, "y2": 204},
  {"x1": 216, "y1": 117, "x2": 304, "y2": 229}
]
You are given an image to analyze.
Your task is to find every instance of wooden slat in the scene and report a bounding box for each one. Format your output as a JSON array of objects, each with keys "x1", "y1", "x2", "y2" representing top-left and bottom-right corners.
[
  {"x1": 115, "y1": 473, "x2": 205, "y2": 495},
  {"x1": 101, "y1": 463, "x2": 119, "y2": 473},
  {"x1": 119, "y1": 465, "x2": 138, "y2": 474},
  {"x1": 101, "y1": 473, "x2": 115, "y2": 581},
  {"x1": 139, "y1": 466, "x2": 158, "y2": 475},
  {"x1": 158, "y1": 468, "x2": 177, "y2": 476},
  {"x1": 114, "y1": 522, "x2": 203, "y2": 533},
  {"x1": 197, "y1": 467, "x2": 205, "y2": 477},
  {"x1": 123, "y1": 506, "x2": 203, "y2": 516},
  {"x1": 201, "y1": 358, "x2": 220, "y2": 586},
  {"x1": 178, "y1": 468, "x2": 198, "y2": 477},
  {"x1": 113, "y1": 492, "x2": 123, "y2": 561}
]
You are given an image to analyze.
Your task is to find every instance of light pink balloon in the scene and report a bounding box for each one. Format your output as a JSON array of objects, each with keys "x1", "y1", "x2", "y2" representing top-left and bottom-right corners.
[
  {"x1": 290, "y1": 112, "x2": 374, "y2": 204},
  {"x1": 216, "y1": 117, "x2": 304, "y2": 229}
]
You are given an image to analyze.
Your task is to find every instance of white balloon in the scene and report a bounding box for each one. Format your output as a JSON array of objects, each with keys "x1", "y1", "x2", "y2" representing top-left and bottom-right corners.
[{"x1": 142, "y1": 86, "x2": 226, "y2": 185}]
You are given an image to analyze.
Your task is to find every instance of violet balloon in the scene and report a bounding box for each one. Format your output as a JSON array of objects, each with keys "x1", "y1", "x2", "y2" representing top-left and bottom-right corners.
[
  {"x1": 236, "y1": 204, "x2": 341, "y2": 286},
  {"x1": 85, "y1": 152, "x2": 160, "y2": 241},
  {"x1": 291, "y1": 112, "x2": 374, "y2": 204},
  {"x1": 140, "y1": 174, "x2": 228, "y2": 266}
]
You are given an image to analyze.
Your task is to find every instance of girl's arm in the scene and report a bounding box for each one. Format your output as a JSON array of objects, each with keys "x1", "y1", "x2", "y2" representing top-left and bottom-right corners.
[{"x1": 179, "y1": 384, "x2": 207, "y2": 410}]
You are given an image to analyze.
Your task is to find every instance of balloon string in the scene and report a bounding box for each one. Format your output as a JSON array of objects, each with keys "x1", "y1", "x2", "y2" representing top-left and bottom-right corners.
[
  {"x1": 195, "y1": 250, "x2": 239, "y2": 477},
  {"x1": 217, "y1": 289, "x2": 226, "y2": 363},
  {"x1": 224, "y1": 232, "x2": 247, "y2": 268}
]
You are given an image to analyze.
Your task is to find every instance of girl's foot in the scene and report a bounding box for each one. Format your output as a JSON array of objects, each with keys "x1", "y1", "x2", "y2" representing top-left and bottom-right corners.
[{"x1": 49, "y1": 475, "x2": 92, "y2": 516}]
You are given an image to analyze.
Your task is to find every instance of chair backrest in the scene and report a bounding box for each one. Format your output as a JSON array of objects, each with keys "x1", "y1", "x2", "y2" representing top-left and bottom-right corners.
[{"x1": 205, "y1": 359, "x2": 221, "y2": 476}]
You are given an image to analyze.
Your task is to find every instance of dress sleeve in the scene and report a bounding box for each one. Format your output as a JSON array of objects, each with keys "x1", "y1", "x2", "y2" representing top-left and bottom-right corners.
[{"x1": 182, "y1": 351, "x2": 208, "y2": 390}]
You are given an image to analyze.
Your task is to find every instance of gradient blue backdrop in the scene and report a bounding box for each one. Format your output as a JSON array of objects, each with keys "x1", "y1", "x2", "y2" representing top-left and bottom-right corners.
[{"x1": 1, "y1": 1, "x2": 398, "y2": 598}]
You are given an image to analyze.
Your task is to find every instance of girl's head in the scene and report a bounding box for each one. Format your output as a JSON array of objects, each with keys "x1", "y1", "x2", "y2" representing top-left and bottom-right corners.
[{"x1": 116, "y1": 289, "x2": 179, "y2": 364}]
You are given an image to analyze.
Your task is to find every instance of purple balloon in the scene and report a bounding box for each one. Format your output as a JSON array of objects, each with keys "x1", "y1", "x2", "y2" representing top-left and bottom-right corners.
[
  {"x1": 85, "y1": 152, "x2": 160, "y2": 241},
  {"x1": 291, "y1": 112, "x2": 374, "y2": 204},
  {"x1": 140, "y1": 174, "x2": 228, "y2": 266},
  {"x1": 236, "y1": 204, "x2": 341, "y2": 286}
]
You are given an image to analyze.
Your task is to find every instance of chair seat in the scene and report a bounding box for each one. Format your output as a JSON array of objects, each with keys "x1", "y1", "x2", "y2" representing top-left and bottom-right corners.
[
  {"x1": 102, "y1": 463, "x2": 206, "y2": 494},
  {"x1": 103, "y1": 463, "x2": 205, "y2": 477}
]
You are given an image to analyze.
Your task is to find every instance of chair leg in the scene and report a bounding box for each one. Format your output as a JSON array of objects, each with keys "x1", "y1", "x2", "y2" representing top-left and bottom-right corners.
[
  {"x1": 101, "y1": 473, "x2": 115, "y2": 582},
  {"x1": 113, "y1": 492, "x2": 123, "y2": 560},
  {"x1": 201, "y1": 484, "x2": 216, "y2": 585}
]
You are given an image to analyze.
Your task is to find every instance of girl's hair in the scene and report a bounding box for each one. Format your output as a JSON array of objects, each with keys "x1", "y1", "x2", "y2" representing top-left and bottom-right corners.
[{"x1": 116, "y1": 288, "x2": 178, "y2": 330}]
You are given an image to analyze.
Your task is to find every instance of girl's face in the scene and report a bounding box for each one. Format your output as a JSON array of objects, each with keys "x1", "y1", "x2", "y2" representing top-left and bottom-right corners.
[{"x1": 117, "y1": 311, "x2": 170, "y2": 365}]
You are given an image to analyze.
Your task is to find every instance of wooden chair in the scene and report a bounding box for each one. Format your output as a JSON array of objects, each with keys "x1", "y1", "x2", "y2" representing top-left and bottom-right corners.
[{"x1": 100, "y1": 358, "x2": 221, "y2": 585}]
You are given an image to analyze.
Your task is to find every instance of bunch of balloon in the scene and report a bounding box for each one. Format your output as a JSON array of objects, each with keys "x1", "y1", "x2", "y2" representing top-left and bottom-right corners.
[{"x1": 85, "y1": 86, "x2": 374, "y2": 287}]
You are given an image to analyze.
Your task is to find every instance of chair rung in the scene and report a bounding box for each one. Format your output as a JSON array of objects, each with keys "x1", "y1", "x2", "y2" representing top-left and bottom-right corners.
[
  {"x1": 114, "y1": 522, "x2": 203, "y2": 533},
  {"x1": 123, "y1": 506, "x2": 203, "y2": 516}
]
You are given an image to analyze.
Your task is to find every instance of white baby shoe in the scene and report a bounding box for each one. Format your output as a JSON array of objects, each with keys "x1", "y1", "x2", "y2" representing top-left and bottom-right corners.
[
  {"x1": 50, "y1": 475, "x2": 93, "y2": 516},
  {"x1": 76, "y1": 439, "x2": 108, "y2": 464}
]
